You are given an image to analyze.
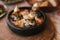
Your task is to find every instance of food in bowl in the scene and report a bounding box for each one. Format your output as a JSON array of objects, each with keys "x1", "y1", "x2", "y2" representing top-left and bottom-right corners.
[
  {"x1": 0, "y1": 4, "x2": 5, "y2": 15},
  {"x1": 10, "y1": 6, "x2": 44, "y2": 29},
  {"x1": 0, "y1": 4, "x2": 6, "y2": 17}
]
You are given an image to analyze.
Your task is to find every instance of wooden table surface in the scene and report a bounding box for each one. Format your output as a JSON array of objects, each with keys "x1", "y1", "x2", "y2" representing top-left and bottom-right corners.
[{"x1": 0, "y1": 1, "x2": 60, "y2": 40}]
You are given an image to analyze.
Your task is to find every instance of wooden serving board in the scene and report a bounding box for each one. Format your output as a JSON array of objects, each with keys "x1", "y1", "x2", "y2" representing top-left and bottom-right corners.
[{"x1": 0, "y1": 1, "x2": 60, "y2": 40}]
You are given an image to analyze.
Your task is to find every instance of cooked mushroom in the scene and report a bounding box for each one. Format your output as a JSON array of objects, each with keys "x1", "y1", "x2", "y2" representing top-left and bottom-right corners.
[{"x1": 10, "y1": 6, "x2": 44, "y2": 28}]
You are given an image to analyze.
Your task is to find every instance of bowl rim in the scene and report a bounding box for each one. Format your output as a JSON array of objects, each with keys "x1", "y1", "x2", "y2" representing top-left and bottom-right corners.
[{"x1": 6, "y1": 7, "x2": 46, "y2": 30}]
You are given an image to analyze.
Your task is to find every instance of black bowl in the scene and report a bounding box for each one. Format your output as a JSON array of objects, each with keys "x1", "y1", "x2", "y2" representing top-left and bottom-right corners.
[{"x1": 6, "y1": 7, "x2": 46, "y2": 36}]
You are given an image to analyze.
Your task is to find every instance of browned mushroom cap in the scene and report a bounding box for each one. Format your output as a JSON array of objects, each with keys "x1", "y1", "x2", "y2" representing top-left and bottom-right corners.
[
  {"x1": 14, "y1": 6, "x2": 20, "y2": 12},
  {"x1": 12, "y1": 6, "x2": 20, "y2": 17},
  {"x1": 32, "y1": 2, "x2": 40, "y2": 11},
  {"x1": 20, "y1": 10, "x2": 29, "y2": 16},
  {"x1": 14, "y1": 19, "x2": 24, "y2": 28}
]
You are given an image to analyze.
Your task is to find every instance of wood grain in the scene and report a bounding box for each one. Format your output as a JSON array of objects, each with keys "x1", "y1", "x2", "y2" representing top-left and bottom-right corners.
[{"x1": 0, "y1": 1, "x2": 60, "y2": 40}]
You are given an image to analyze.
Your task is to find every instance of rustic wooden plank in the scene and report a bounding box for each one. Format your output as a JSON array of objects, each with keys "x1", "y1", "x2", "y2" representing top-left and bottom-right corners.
[{"x1": 0, "y1": 1, "x2": 60, "y2": 40}]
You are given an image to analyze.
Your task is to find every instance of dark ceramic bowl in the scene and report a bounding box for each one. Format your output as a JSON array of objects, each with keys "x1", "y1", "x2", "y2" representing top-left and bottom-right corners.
[{"x1": 6, "y1": 7, "x2": 46, "y2": 36}]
